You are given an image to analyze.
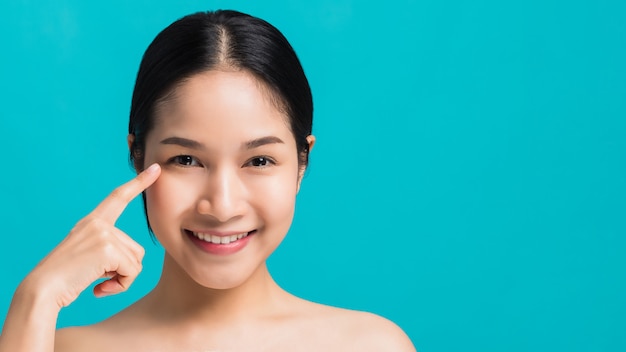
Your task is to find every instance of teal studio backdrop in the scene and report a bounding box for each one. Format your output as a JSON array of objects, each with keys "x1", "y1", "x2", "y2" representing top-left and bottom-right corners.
[{"x1": 1, "y1": 0, "x2": 625, "y2": 351}]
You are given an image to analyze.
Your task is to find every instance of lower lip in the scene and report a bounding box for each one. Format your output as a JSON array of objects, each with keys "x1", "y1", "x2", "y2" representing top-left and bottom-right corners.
[{"x1": 185, "y1": 230, "x2": 254, "y2": 255}]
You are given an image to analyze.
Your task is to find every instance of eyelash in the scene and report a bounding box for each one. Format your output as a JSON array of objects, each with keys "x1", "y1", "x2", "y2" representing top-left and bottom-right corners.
[
  {"x1": 244, "y1": 156, "x2": 276, "y2": 168},
  {"x1": 166, "y1": 155, "x2": 276, "y2": 168},
  {"x1": 168, "y1": 155, "x2": 201, "y2": 167}
]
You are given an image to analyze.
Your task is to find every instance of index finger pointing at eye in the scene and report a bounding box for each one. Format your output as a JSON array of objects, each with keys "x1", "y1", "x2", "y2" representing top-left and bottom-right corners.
[{"x1": 90, "y1": 163, "x2": 161, "y2": 223}]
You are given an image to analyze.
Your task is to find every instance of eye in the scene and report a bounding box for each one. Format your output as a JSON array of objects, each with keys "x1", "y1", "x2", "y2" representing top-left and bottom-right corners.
[
  {"x1": 169, "y1": 155, "x2": 201, "y2": 167},
  {"x1": 245, "y1": 156, "x2": 275, "y2": 168}
]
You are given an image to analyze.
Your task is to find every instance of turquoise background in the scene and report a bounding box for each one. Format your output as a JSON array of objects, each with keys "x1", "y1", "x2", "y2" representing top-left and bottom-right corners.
[{"x1": 1, "y1": 0, "x2": 625, "y2": 350}]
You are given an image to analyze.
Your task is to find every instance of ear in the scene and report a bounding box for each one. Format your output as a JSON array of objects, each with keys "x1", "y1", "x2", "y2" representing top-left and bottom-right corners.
[
  {"x1": 127, "y1": 134, "x2": 141, "y2": 174},
  {"x1": 297, "y1": 135, "x2": 316, "y2": 193},
  {"x1": 127, "y1": 134, "x2": 134, "y2": 150}
]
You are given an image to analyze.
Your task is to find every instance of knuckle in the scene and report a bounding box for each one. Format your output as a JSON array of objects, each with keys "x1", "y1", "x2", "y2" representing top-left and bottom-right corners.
[
  {"x1": 109, "y1": 186, "x2": 129, "y2": 203},
  {"x1": 99, "y1": 241, "x2": 118, "y2": 258},
  {"x1": 129, "y1": 261, "x2": 142, "y2": 277},
  {"x1": 137, "y1": 246, "x2": 146, "y2": 260},
  {"x1": 119, "y1": 276, "x2": 135, "y2": 292},
  {"x1": 71, "y1": 217, "x2": 108, "y2": 238},
  {"x1": 94, "y1": 230, "x2": 113, "y2": 244},
  {"x1": 83, "y1": 217, "x2": 106, "y2": 230}
]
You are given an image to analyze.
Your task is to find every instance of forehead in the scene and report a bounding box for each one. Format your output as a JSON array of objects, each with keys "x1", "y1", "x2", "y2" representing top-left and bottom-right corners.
[{"x1": 150, "y1": 70, "x2": 293, "y2": 144}]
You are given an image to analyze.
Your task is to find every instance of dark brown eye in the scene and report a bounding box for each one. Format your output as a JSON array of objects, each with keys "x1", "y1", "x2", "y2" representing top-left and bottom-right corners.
[
  {"x1": 173, "y1": 155, "x2": 199, "y2": 166},
  {"x1": 251, "y1": 157, "x2": 269, "y2": 167},
  {"x1": 246, "y1": 156, "x2": 275, "y2": 168}
]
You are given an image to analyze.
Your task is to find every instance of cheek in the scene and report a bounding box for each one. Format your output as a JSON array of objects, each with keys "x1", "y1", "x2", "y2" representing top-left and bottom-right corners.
[
  {"x1": 145, "y1": 172, "x2": 198, "y2": 230},
  {"x1": 249, "y1": 171, "x2": 299, "y2": 225}
]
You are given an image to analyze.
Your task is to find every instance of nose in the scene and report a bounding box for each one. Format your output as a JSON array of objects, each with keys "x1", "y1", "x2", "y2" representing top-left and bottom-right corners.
[{"x1": 196, "y1": 166, "x2": 246, "y2": 223}]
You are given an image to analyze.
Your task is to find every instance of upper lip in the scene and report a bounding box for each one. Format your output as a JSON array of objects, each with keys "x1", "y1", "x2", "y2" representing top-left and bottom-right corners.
[{"x1": 185, "y1": 229, "x2": 253, "y2": 237}]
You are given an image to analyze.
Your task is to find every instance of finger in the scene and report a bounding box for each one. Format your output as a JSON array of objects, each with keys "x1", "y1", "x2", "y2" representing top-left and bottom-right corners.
[
  {"x1": 93, "y1": 279, "x2": 118, "y2": 297},
  {"x1": 95, "y1": 259, "x2": 142, "y2": 296},
  {"x1": 100, "y1": 271, "x2": 116, "y2": 279},
  {"x1": 94, "y1": 255, "x2": 144, "y2": 297},
  {"x1": 90, "y1": 163, "x2": 161, "y2": 223},
  {"x1": 103, "y1": 237, "x2": 144, "y2": 278},
  {"x1": 93, "y1": 273, "x2": 140, "y2": 298}
]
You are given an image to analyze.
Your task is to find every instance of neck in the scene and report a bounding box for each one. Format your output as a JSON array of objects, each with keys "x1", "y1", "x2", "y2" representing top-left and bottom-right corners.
[{"x1": 144, "y1": 254, "x2": 287, "y2": 324}]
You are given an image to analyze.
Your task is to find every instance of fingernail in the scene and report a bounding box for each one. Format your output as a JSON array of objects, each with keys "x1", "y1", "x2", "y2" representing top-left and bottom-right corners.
[{"x1": 145, "y1": 163, "x2": 160, "y2": 174}]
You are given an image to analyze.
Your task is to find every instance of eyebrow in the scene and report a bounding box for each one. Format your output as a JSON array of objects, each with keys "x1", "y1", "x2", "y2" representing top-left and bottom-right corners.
[
  {"x1": 244, "y1": 136, "x2": 284, "y2": 149},
  {"x1": 159, "y1": 136, "x2": 284, "y2": 150},
  {"x1": 160, "y1": 137, "x2": 206, "y2": 150}
]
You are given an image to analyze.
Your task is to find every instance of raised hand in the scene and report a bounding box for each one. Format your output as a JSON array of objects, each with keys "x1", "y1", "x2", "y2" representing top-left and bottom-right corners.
[
  {"x1": 0, "y1": 163, "x2": 161, "y2": 352},
  {"x1": 30, "y1": 163, "x2": 161, "y2": 308}
]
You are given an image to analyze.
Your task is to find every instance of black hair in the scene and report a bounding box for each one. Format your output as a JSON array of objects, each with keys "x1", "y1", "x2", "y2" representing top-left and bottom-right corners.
[{"x1": 129, "y1": 9, "x2": 313, "y2": 169}]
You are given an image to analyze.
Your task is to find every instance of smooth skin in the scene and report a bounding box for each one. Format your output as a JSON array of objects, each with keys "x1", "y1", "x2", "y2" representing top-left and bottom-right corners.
[{"x1": 0, "y1": 70, "x2": 415, "y2": 352}]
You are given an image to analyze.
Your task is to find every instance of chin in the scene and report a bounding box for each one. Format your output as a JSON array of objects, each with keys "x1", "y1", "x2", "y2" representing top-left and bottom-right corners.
[
  {"x1": 191, "y1": 272, "x2": 249, "y2": 290},
  {"x1": 172, "y1": 254, "x2": 271, "y2": 292},
  {"x1": 156, "y1": 226, "x2": 285, "y2": 292}
]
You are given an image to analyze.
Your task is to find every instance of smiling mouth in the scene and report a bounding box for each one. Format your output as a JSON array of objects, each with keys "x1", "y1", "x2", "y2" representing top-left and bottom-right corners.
[{"x1": 186, "y1": 230, "x2": 255, "y2": 245}]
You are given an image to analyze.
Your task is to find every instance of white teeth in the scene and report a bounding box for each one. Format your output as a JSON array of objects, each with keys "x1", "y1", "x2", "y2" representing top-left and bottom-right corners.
[{"x1": 192, "y1": 231, "x2": 250, "y2": 244}]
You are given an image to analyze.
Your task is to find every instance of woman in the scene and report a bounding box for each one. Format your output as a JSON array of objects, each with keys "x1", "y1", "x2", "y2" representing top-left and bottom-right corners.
[{"x1": 0, "y1": 10, "x2": 415, "y2": 351}]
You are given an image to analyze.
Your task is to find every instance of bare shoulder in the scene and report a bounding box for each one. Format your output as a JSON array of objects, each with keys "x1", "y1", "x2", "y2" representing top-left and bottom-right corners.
[
  {"x1": 297, "y1": 301, "x2": 417, "y2": 351},
  {"x1": 350, "y1": 310, "x2": 416, "y2": 351},
  {"x1": 337, "y1": 309, "x2": 416, "y2": 351}
]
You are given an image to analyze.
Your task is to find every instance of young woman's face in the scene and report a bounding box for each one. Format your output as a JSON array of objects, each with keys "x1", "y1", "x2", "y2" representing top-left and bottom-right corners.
[{"x1": 141, "y1": 70, "x2": 308, "y2": 289}]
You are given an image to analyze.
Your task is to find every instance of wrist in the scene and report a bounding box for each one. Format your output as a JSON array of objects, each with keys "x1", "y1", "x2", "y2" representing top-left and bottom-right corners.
[
  {"x1": 0, "y1": 277, "x2": 60, "y2": 352},
  {"x1": 15, "y1": 273, "x2": 64, "y2": 315}
]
